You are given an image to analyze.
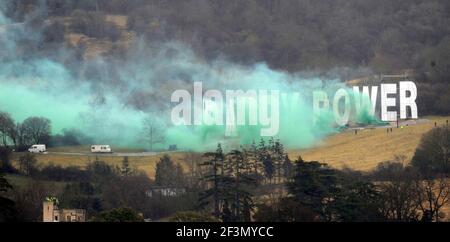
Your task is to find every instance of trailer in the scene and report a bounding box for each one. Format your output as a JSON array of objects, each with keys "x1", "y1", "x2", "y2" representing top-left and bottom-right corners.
[
  {"x1": 91, "y1": 145, "x2": 112, "y2": 153},
  {"x1": 28, "y1": 144, "x2": 46, "y2": 153}
]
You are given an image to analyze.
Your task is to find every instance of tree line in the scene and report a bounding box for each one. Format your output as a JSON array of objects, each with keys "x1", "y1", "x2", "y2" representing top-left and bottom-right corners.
[
  {"x1": 0, "y1": 112, "x2": 51, "y2": 151},
  {"x1": 5, "y1": 0, "x2": 450, "y2": 116},
  {"x1": 195, "y1": 125, "x2": 450, "y2": 222},
  {"x1": 22, "y1": 0, "x2": 448, "y2": 75},
  {"x1": 0, "y1": 123, "x2": 449, "y2": 222},
  {"x1": 0, "y1": 111, "x2": 92, "y2": 153},
  {"x1": 0, "y1": 153, "x2": 195, "y2": 221},
  {"x1": 197, "y1": 139, "x2": 293, "y2": 221},
  {"x1": 0, "y1": 111, "x2": 170, "y2": 152}
]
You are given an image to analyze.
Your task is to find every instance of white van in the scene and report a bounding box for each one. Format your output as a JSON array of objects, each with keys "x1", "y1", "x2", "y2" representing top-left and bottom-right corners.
[
  {"x1": 28, "y1": 144, "x2": 46, "y2": 153},
  {"x1": 91, "y1": 145, "x2": 112, "y2": 153}
]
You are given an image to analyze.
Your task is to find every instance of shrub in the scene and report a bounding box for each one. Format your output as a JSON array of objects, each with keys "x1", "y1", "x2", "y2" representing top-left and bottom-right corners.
[{"x1": 168, "y1": 211, "x2": 220, "y2": 222}]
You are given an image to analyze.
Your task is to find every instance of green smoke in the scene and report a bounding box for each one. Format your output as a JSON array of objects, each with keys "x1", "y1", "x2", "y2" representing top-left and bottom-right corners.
[
  {"x1": 353, "y1": 91, "x2": 387, "y2": 126},
  {"x1": 0, "y1": 4, "x2": 378, "y2": 151}
]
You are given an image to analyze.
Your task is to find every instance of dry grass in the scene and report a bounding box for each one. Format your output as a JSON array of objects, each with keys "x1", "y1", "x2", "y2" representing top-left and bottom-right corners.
[
  {"x1": 46, "y1": 145, "x2": 146, "y2": 153},
  {"x1": 105, "y1": 15, "x2": 128, "y2": 29},
  {"x1": 11, "y1": 151, "x2": 194, "y2": 179},
  {"x1": 64, "y1": 14, "x2": 132, "y2": 59},
  {"x1": 10, "y1": 116, "x2": 449, "y2": 179},
  {"x1": 289, "y1": 116, "x2": 449, "y2": 171},
  {"x1": 4, "y1": 174, "x2": 67, "y2": 193}
]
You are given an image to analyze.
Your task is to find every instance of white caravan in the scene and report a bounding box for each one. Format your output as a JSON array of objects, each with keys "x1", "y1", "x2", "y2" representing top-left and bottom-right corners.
[
  {"x1": 91, "y1": 145, "x2": 112, "y2": 153},
  {"x1": 28, "y1": 144, "x2": 46, "y2": 153}
]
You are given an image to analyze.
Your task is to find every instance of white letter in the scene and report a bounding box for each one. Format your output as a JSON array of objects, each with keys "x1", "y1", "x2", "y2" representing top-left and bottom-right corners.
[
  {"x1": 193, "y1": 82, "x2": 203, "y2": 125},
  {"x1": 203, "y1": 90, "x2": 223, "y2": 125},
  {"x1": 333, "y1": 88, "x2": 351, "y2": 126},
  {"x1": 171, "y1": 90, "x2": 191, "y2": 125},
  {"x1": 399, "y1": 81, "x2": 418, "y2": 119},
  {"x1": 313, "y1": 91, "x2": 329, "y2": 125},
  {"x1": 225, "y1": 90, "x2": 237, "y2": 136},
  {"x1": 381, "y1": 83, "x2": 397, "y2": 121},
  {"x1": 225, "y1": 90, "x2": 258, "y2": 125},
  {"x1": 352, "y1": 86, "x2": 378, "y2": 116},
  {"x1": 259, "y1": 90, "x2": 279, "y2": 137}
]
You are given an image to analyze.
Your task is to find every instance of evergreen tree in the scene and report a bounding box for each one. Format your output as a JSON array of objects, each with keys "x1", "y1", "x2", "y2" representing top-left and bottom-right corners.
[
  {"x1": 18, "y1": 153, "x2": 38, "y2": 176},
  {"x1": 0, "y1": 147, "x2": 13, "y2": 172},
  {"x1": 287, "y1": 157, "x2": 339, "y2": 221},
  {"x1": 258, "y1": 138, "x2": 274, "y2": 183},
  {"x1": 244, "y1": 141, "x2": 263, "y2": 184},
  {"x1": 333, "y1": 181, "x2": 384, "y2": 222},
  {"x1": 199, "y1": 144, "x2": 258, "y2": 221},
  {"x1": 155, "y1": 154, "x2": 184, "y2": 187},
  {"x1": 271, "y1": 139, "x2": 285, "y2": 184},
  {"x1": 0, "y1": 172, "x2": 17, "y2": 221},
  {"x1": 226, "y1": 149, "x2": 256, "y2": 221},
  {"x1": 199, "y1": 144, "x2": 225, "y2": 218},
  {"x1": 282, "y1": 154, "x2": 293, "y2": 180},
  {"x1": 221, "y1": 199, "x2": 233, "y2": 222},
  {"x1": 120, "y1": 156, "x2": 132, "y2": 176}
]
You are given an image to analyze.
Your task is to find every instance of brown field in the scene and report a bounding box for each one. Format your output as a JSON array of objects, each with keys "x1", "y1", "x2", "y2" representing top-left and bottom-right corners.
[
  {"x1": 5, "y1": 174, "x2": 67, "y2": 193},
  {"x1": 10, "y1": 116, "x2": 449, "y2": 179},
  {"x1": 289, "y1": 116, "x2": 449, "y2": 171},
  {"x1": 9, "y1": 116, "x2": 450, "y2": 220},
  {"x1": 11, "y1": 151, "x2": 196, "y2": 179},
  {"x1": 105, "y1": 15, "x2": 128, "y2": 29},
  {"x1": 46, "y1": 145, "x2": 146, "y2": 153}
]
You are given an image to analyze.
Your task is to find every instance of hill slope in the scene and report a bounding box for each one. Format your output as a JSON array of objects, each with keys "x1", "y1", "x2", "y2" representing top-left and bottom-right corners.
[
  {"x1": 289, "y1": 116, "x2": 449, "y2": 171},
  {"x1": 10, "y1": 117, "x2": 448, "y2": 178}
]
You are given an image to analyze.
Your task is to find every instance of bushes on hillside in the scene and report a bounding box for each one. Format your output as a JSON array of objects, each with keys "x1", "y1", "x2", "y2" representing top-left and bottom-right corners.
[
  {"x1": 71, "y1": 10, "x2": 120, "y2": 41},
  {"x1": 91, "y1": 207, "x2": 144, "y2": 222},
  {"x1": 168, "y1": 211, "x2": 220, "y2": 222},
  {"x1": 412, "y1": 126, "x2": 450, "y2": 173}
]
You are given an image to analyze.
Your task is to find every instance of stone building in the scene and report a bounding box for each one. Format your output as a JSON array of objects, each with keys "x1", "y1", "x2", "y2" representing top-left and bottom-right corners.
[{"x1": 43, "y1": 197, "x2": 86, "y2": 222}]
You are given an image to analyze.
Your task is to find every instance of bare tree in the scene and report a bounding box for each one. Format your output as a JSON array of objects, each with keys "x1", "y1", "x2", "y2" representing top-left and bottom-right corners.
[
  {"x1": 142, "y1": 114, "x2": 166, "y2": 151},
  {"x1": 21, "y1": 117, "x2": 51, "y2": 145},
  {"x1": 415, "y1": 174, "x2": 450, "y2": 222},
  {"x1": 12, "y1": 181, "x2": 50, "y2": 222},
  {"x1": 0, "y1": 112, "x2": 16, "y2": 147},
  {"x1": 377, "y1": 163, "x2": 421, "y2": 221},
  {"x1": 379, "y1": 179, "x2": 421, "y2": 221},
  {"x1": 15, "y1": 123, "x2": 28, "y2": 149}
]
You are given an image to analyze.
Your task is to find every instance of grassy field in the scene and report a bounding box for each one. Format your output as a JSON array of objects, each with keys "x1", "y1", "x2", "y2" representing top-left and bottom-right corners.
[
  {"x1": 11, "y1": 151, "x2": 195, "y2": 179},
  {"x1": 289, "y1": 116, "x2": 449, "y2": 171},
  {"x1": 4, "y1": 174, "x2": 67, "y2": 192},
  {"x1": 9, "y1": 116, "x2": 449, "y2": 178},
  {"x1": 46, "y1": 145, "x2": 146, "y2": 153}
]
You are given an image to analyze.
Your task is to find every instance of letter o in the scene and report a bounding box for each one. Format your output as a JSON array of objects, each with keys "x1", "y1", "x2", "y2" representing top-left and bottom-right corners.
[{"x1": 333, "y1": 88, "x2": 351, "y2": 126}]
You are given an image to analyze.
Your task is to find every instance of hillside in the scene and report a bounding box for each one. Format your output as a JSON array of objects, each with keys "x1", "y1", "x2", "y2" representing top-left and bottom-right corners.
[
  {"x1": 289, "y1": 116, "x2": 449, "y2": 171},
  {"x1": 11, "y1": 151, "x2": 194, "y2": 179},
  {"x1": 10, "y1": 116, "x2": 448, "y2": 179}
]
